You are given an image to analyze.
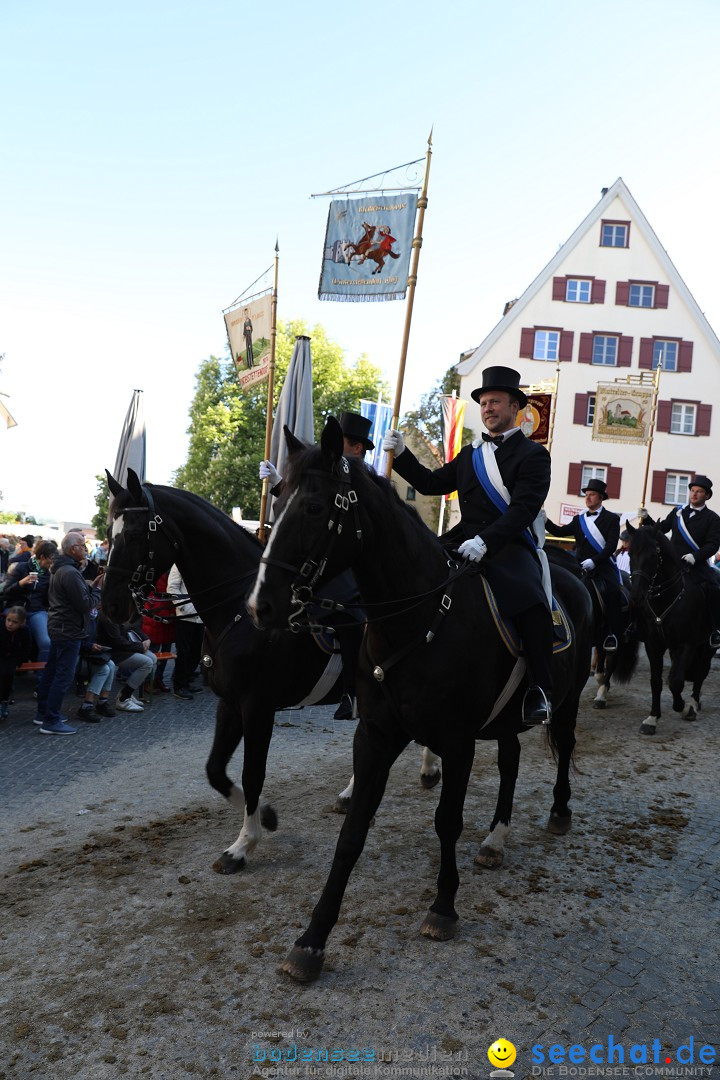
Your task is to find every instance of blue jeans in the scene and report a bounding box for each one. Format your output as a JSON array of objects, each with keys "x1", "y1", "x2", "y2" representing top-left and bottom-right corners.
[
  {"x1": 86, "y1": 658, "x2": 116, "y2": 697},
  {"x1": 37, "y1": 639, "x2": 82, "y2": 723},
  {"x1": 27, "y1": 610, "x2": 51, "y2": 663}
]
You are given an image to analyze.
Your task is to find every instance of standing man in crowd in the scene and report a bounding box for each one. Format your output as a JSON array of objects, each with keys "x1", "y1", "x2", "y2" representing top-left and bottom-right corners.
[{"x1": 35, "y1": 532, "x2": 104, "y2": 735}]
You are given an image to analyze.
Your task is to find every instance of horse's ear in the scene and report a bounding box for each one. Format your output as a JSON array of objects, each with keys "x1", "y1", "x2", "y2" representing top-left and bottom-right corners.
[
  {"x1": 284, "y1": 425, "x2": 305, "y2": 456},
  {"x1": 126, "y1": 469, "x2": 143, "y2": 502},
  {"x1": 321, "y1": 416, "x2": 344, "y2": 464},
  {"x1": 625, "y1": 522, "x2": 635, "y2": 536},
  {"x1": 106, "y1": 470, "x2": 123, "y2": 498}
]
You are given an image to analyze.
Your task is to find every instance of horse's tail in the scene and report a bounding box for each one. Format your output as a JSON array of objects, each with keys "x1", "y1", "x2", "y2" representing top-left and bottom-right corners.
[
  {"x1": 610, "y1": 634, "x2": 639, "y2": 683},
  {"x1": 389, "y1": 250, "x2": 400, "y2": 259}
]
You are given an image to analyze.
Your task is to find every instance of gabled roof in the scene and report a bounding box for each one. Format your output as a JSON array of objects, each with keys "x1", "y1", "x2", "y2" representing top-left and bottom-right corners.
[{"x1": 458, "y1": 177, "x2": 720, "y2": 376}]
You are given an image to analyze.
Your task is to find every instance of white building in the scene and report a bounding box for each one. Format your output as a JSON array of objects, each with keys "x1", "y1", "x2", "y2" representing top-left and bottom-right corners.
[{"x1": 457, "y1": 178, "x2": 720, "y2": 523}]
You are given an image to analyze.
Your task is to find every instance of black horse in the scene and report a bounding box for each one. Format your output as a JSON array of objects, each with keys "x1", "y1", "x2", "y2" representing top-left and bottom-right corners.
[
  {"x1": 102, "y1": 469, "x2": 365, "y2": 872},
  {"x1": 626, "y1": 522, "x2": 716, "y2": 735},
  {"x1": 248, "y1": 418, "x2": 593, "y2": 982},
  {"x1": 545, "y1": 544, "x2": 637, "y2": 708}
]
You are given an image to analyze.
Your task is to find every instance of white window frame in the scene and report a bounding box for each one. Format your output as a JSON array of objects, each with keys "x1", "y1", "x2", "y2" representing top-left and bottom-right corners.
[
  {"x1": 665, "y1": 473, "x2": 691, "y2": 504},
  {"x1": 566, "y1": 279, "x2": 591, "y2": 303},
  {"x1": 586, "y1": 394, "x2": 596, "y2": 426},
  {"x1": 580, "y1": 464, "x2": 607, "y2": 492},
  {"x1": 629, "y1": 283, "x2": 655, "y2": 307},
  {"x1": 601, "y1": 223, "x2": 628, "y2": 247},
  {"x1": 670, "y1": 402, "x2": 696, "y2": 435},
  {"x1": 653, "y1": 340, "x2": 678, "y2": 371},
  {"x1": 592, "y1": 335, "x2": 618, "y2": 366},
  {"x1": 533, "y1": 330, "x2": 560, "y2": 361}
]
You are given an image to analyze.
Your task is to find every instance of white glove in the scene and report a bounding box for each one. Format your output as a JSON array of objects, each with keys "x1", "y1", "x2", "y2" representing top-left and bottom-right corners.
[
  {"x1": 259, "y1": 460, "x2": 282, "y2": 487},
  {"x1": 458, "y1": 535, "x2": 487, "y2": 563},
  {"x1": 581, "y1": 559, "x2": 595, "y2": 571},
  {"x1": 638, "y1": 507, "x2": 649, "y2": 520},
  {"x1": 382, "y1": 429, "x2": 405, "y2": 456},
  {"x1": 682, "y1": 553, "x2": 696, "y2": 566}
]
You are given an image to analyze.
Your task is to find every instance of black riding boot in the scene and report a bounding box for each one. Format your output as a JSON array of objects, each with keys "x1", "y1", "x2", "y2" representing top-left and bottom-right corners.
[
  {"x1": 516, "y1": 604, "x2": 554, "y2": 725},
  {"x1": 602, "y1": 585, "x2": 624, "y2": 652}
]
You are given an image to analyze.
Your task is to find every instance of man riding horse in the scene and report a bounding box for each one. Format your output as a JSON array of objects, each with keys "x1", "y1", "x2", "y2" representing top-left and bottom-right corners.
[
  {"x1": 383, "y1": 366, "x2": 553, "y2": 727},
  {"x1": 545, "y1": 478, "x2": 624, "y2": 653},
  {"x1": 640, "y1": 474, "x2": 720, "y2": 649}
]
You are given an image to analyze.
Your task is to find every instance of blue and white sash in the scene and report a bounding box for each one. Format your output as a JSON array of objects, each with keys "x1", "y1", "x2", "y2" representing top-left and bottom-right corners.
[
  {"x1": 471, "y1": 442, "x2": 552, "y2": 607},
  {"x1": 676, "y1": 507, "x2": 700, "y2": 552},
  {"x1": 579, "y1": 511, "x2": 606, "y2": 555}
]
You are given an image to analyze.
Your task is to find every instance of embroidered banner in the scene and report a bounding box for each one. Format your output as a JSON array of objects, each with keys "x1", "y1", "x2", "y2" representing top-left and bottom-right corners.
[
  {"x1": 440, "y1": 395, "x2": 467, "y2": 501},
  {"x1": 318, "y1": 195, "x2": 418, "y2": 301},
  {"x1": 515, "y1": 393, "x2": 551, "y2": 443},
  {"x1": 360, "y1": 398, "x2": 394, "y2": 474},
  {"x1": 224, "y1": 292, "x2": 273, "y2": 391},
  {"x1": 592, "y1": 384, "x2": 654, "y2": 444}
]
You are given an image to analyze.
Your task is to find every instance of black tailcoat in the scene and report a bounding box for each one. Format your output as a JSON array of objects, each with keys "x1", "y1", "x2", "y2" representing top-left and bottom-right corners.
[
  {"x1": 656, "y1": 504, "x2": 720, "y2": 587},
  {"x1": 545, "y1": 507, "x2": 621, "y2": 589}
]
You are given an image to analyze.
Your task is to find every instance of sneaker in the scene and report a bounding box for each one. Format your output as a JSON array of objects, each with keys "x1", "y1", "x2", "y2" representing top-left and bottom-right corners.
[
  {"x1": 77, "y1": 704, "x2": 101, "y2": 723},
  {"x1": 33, "y1": 715, "x2": 45, "y2": 726},
  {"x1": 333, "y1": 693, "x2": 354, "y2": 721},
  {"x1": 173, "y1": 687, "x2": 193, "y2": 700},
  {"x1": 95, "y1": 700, "x2": 116, "y2": 717},
  {"x1": 40, "y1": 719, "x2": 77, "y2": 735},
  {"x1": 153, "y1": 680, "x2": 171, "y2": 693},
  {"x1": 116, "y1": 695, "x2": 144, "y2": 712}
]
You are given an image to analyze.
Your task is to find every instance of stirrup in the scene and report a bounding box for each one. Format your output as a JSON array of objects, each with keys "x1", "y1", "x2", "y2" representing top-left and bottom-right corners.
[
  {"x1": 522, "y1": 685, "x2": 552, "y2": 726},
  {"x1": 603, "y1": 634, "x2": 618, "y2": 653}
]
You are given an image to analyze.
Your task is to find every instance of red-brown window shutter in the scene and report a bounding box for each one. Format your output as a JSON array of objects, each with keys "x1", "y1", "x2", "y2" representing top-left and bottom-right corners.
[
  {"x1": 678, "y1": 340, "x2": 693, "y2": 372},
  {"x1": 615, "y1": 281, "x2": 630, "y2": 305},
  {"x1": 559, "y1": 330, "x2": 574, "y2": 361},
  {"x1": 656, "y1": 400, "x2": 672, "y2": 432},
  {"x1": 568, "y1": 463, "x2": 583, "y2": 496},
  {"x1": 651, "y1": 471, "x2": 667, "y2": 504},
  {"x1": 655, "y1": 284, "x2": 670, "y2": 308},
  {"x1": 639, "y1": 338, "x2": 654, "y2": 369},
  {"x1": 578, "y1": 333, "x2": 593, "y2": 364},
  {"x1": 606, "y1": 466, "x2": 622, "y2": 500},
  {"x1": 617, "y1": 336, "x2": 633, "y2": 367},
  {"x1": 696, "y1": 403, "x2": 712, "y2": 436},
  {"x1": 519, "y1": 328, "x2": 535, "y2": 359},
  {"x1": 591, "y1": 279, "x2": 606, "y2": 304},
  {"x1": 552, "y1": 277, "x2": 566, "y2": 301},
  {"x1": 573, "y1": 393, "x2": 589, "y2": 424}
]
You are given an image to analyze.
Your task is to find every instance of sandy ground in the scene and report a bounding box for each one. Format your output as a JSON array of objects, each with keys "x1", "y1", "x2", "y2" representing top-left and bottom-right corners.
[{"x1": 2, "y1": 659, "x2": 719, "y2": 1080}]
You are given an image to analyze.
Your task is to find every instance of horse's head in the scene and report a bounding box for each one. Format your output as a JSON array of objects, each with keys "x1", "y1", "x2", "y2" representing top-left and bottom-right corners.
[
  {"x1": 626, "y1": 521, "x2": 678, "y2": 607},
  {"x1": 103, "y1": 468, "x2": 178, "y2": 622},
  {"x1": 248, "y1": 418, "x2": 362, "y2": 630}
]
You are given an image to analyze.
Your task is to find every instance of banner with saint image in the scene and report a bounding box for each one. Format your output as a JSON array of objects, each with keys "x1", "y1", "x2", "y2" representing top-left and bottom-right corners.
[
  {"x1": 592, "y1": 384, "x2": 654, "y2": 444},
  {"x1": 515, "y1": 393, "x2": 552, "y2": 443},
  {"x1": 318, "y1": 194, "x2": 418, "y2": 301},
  {"x1": 224, "y1": 292, "x2": 273, "y2": 391}
]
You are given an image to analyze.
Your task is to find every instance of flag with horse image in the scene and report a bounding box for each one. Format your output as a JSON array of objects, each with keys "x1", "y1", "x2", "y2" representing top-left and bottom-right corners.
[
  {"x1": 592, "y1": 383, "x2": 654, "y2": 445},
  {"x1": 318, "y1": 194, "x2": 418, "y2": 301},
  {"x1": 224, "y1": 292, "x2": 273, "y2": 391}
]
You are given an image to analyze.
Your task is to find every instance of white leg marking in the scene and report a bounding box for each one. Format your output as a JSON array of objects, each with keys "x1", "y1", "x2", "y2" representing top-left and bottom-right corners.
[
  {"x1": 223, "y1": 807, "x2": 263, "y2": 864},
  {"x1": 480, "y1": 822, "x2": 510, "y2": 853},
  {"x1": 595, "y1": 683, "x2": 608, "y2": 702},
  {"x1": 338, "y1": 774, "x2": 354, "y2": 802},
  {"x1": 420, "y1": 747, "x2": 441, "y2": 779},
  {"x1": 227, "y1": 782, "x2": 245, "y2": 812},
  {"x1": 247, "y1": 490, "x2": 296, "y2": 617}
]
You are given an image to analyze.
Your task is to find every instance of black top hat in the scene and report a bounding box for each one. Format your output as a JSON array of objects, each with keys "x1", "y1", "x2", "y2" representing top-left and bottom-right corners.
[
  {"x1": 689, "y1": 474, "x2": 713, "y2": 497},
  {"x1": 582, "y1": 478, "x2": 608, "y2": 499},
  {"x1": 470, "y1": 366, "x2": 528, "y2": 408},
  {"x1": 338, "y1": 411, "x2": 374, "y2": 451},
  {"x1": 21, "y1": 534, "x2": 36, "y2": 546}
]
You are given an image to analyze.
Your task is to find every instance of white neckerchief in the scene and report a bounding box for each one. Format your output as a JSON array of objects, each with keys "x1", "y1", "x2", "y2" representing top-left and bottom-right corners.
[{"x1": 583, "y1": 507, "x2": 606, "y2": 551}]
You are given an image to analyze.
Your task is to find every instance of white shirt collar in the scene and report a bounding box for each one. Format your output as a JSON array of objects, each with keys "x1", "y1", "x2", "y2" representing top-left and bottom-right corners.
[{"x1": 472, "y1": 427, "x2": 522, "y2": 449}]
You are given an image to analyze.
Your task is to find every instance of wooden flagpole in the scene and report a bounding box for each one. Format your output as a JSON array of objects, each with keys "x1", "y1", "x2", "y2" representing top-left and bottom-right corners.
[
  {"x1": 259, "y1": 240, "x2": 280, "y2": 541},
  {"x1": 639, "y1": 352, "x2": 663, "y2": 511},
  {"x1": 385, "y1": 130, "x2": 433, "y2": 478}
]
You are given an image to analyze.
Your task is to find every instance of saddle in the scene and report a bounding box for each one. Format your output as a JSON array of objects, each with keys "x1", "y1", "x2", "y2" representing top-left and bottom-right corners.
[{"x1": 480, "y1": 576, "x2": 572, "y2": 659}]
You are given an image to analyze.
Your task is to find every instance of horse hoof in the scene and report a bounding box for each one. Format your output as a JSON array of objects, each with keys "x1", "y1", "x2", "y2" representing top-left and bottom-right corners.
[
  {"x1": 639, "y1": 723, "x2": 657, "y2": 736},
  {"x1": 261, "y1": 803, "x2": 278, "y2": 831},
  {"x1": 333, "y1": 796, "x2": 350, "y2": 815},
  {"x1": 212, "y1": 851, "x2": 247, "y2": 874},
  {"x1": 474, "y1": 846, "x2": 504, "y2": 870},
  {"x1": 548, "y1": 811, "x2": 572, "y2": 836},
  {"x1": 592, "y1": 699, "x2": 607, "y2": 710},
  {"x1": 683, "y1": 708, "x2": 697, "y2": 722},
  {"x1": 420, "y1": 910, "x2": 457, "y2": 941},
  {"x1": 281, "y1": 945, "x2": 325, "y2": 983},
  {"x1": 420, "y1": 769, "x2": 441, "y2": 790}
]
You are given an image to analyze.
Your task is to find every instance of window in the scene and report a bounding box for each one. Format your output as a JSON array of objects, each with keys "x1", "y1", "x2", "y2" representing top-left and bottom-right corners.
[
  {"x1": 665, "y1": 473, "x2": 691, "y2": 504},
  {"x1": 405, "y1": 486, "x2": 416, "y2": 502},
  {"x1": 670, "y1": 403, "x2": 696, "y2": 435},
  {"x1": 653, "y1": 340, "x2": 678, "y2": 371},
  {"x1": 600, "y1": 221, "x2": 629, "y2": 247},
  {"x1": 566, "y1": 279, "x2": 592, "y2": 303},
  {"x1": 533, "y1": 330, "x2": 560, "y2": 361},
  {"x1": 592, "y1": 335, "x2": 618, "y2": 365},
  {"x1": 581, "y1": 464, "x2": 607, "y2": 490},
  {"x1": 629, "y1": 283, "x2": 655, "y2": 307},
  {"x1": 587, "y1": 394, "x2": 596, "y2": 426}
]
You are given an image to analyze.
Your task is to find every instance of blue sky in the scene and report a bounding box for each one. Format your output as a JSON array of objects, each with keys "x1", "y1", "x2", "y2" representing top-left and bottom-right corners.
[{"x1": 2, "y1": 0, "x2": 719, "y2": 522}]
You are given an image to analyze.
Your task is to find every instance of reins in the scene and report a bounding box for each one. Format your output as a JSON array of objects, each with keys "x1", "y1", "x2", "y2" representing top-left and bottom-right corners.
[{"x1": 631, "y1": 543, "x2": 686, "y2": 629}]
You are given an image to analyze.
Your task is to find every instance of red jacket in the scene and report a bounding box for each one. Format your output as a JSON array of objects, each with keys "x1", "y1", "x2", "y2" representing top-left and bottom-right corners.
[{"x1": 141, "y1": 573, "x2": 176, "y2": 645}]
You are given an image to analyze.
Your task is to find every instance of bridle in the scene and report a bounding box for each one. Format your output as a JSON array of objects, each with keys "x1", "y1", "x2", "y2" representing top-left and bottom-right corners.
[{"x1": 631, "y1": 540, "x2": 685, "y2": 627}]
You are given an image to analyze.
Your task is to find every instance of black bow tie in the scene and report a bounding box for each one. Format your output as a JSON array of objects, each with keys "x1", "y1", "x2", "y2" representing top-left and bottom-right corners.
[
  {"x1": 482, "y1": 433, "x2": 504, "y2": 447},
  {"x1": 587, "y1": 511, "x2": 598, "y2": 517}
]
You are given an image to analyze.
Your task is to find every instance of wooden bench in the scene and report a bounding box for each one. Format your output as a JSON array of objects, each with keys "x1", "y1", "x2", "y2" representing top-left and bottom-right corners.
[{"x1": 17, "y1": 661, "x2": 46, "y2": 672}]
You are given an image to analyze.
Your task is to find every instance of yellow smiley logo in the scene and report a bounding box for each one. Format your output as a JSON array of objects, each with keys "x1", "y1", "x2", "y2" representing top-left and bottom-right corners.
[{"x1": 488, "y1": 1040, "x2": 517, "y2": 1068}]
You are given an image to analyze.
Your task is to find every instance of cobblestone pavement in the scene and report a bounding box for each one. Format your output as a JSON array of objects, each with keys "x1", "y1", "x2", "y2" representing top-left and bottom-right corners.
[{"x1": 1, "y1": 659, "x2": 719, "y2": 1079}]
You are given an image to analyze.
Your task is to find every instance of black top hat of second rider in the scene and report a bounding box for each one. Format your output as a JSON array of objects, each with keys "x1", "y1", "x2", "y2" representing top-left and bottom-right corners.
[
  {"x1": 470, "y1": 366, "x2": 528, "y2": 408},
  {"x1": 690, "y1": 474, "x2": 713, "y2": 497},
  {"x1": 582, "y1": 478, "x2": 608, "y2": 499},
  {"x1": 338, "y1": 411, "x2": 374, "y2": 451}
]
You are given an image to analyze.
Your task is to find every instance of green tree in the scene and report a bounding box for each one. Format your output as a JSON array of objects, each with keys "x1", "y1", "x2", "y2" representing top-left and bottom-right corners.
[
  {"x1": 401, "y1": 366, "x2": 475, "y2": 464},
  {"x1": 91, "y1": 475, "x2": 110, "y2": 540},
  {"x1": 173, "y1": 320, "x2": 389, "y2": 517}
]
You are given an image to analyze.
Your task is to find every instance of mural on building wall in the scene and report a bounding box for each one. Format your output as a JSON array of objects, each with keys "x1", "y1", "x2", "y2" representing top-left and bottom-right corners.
[{"x1": 592, "y1": 384, "x2": 654, "y2": 444}]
